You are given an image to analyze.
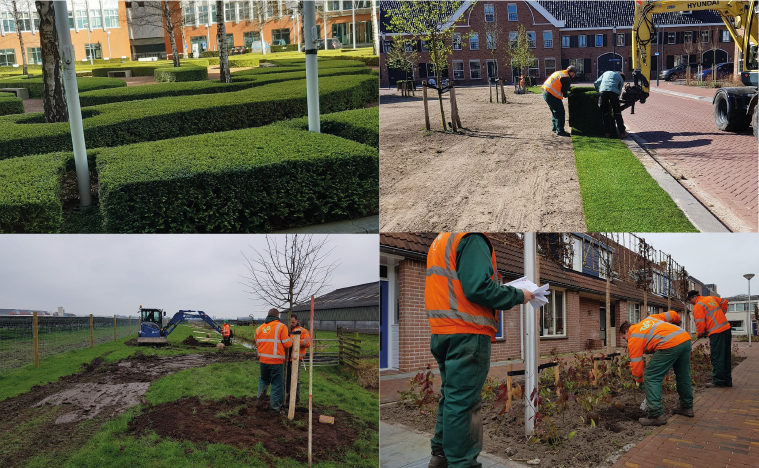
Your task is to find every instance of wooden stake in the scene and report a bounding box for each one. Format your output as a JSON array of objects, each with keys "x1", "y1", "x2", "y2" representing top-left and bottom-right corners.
[
  {"x1": 129, "y1": 315, "x2": 131, "y2": 336},
  {"x1": 489, "y1": 80, "x2": 493, "y2": 103},
  {"x1": 506, "y1": 363, "x2": 513, "y2": 412},
  {"x1": 449, "y1": 92, "x2": 458, "y2": 132},
  {"x1": 423, "y1": 84, "x2": 431, "y2": 131},
  {"x1": 90, "y1": 314, "x2": 94, "y2": 349},
  {"x1": 450, "y1": 85, "x2": 462, "y2": 128},
  {"x1": 33, "y1": 311, "x2": 39, "y2": 368},
  {"x1": 501, "y1": 80, "x2": 507, "y2": 103},
  {"x1": 113, "y1": 315, "x2": 117, "y2": 341},
  {"x1": 288, "y1": 330, "x2": 301, "y2": 420}
]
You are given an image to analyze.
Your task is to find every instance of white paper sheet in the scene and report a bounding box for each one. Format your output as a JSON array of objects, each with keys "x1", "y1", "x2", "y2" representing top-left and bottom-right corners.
[{"x1": 505, "y1": 276, "x2": 550, "y2": 309}]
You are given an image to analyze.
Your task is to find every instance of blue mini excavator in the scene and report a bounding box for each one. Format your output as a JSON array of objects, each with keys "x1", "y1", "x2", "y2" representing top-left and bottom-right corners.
[{"x1": 137, "y1": 306, "x2": 226, "y2": 345}]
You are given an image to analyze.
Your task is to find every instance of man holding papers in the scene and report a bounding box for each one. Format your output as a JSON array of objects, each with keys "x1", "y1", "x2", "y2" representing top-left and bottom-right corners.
[{"x1": 425, "y1": 233, "x2": 535, "y2": 468}]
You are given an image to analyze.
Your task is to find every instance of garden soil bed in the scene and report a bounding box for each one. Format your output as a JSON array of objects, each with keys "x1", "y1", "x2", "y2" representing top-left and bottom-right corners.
[
  {"x1": 379, "y1": 87, "x2": 586, "y2": 232},
  {"x1": 0, "y1": 351, "x2": 249, "y2": 468},
  {"x1": 127, "y1": 395, "x2": 374, "y2": 464}
]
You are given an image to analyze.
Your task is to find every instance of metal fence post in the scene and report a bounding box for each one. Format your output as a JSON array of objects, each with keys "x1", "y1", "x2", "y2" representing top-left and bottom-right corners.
[
  {"x1": 90, "y1": 314, "x2": 94, "y2": 348},
  {"x1": 338, "y1": 326, "x2": 343, "y2": 365},
  {"x1": 33, "y1": 311, "x2": 39, "y2": 367}
]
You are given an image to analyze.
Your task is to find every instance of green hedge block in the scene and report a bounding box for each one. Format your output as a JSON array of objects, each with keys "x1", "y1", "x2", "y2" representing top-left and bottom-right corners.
[
  {"x1": 0, "y1": 74, "x2": 379, "y2": 159},
  {"x1": 228, "y1": 57, "x2": 262, "y2": 68},
  {"x1": 331, "y1": 55, "x2": 379, "y2": 67},
  {"x1": 0, "y1": 76, "x2": 126, "y2": 98},
  {"x1": 97, "y1": 126, "x2": 378, "y2": 233},
  {"x1": 0, "y1": 152, "x2": 65, "y2": 233},
  {"x1": 154, "y1": 66, "x2": 209, "y2": 82},
  {"x1": 568, "y1": 87, "x2": 606, "y2": 137},
  {"x1": 199, "y1": 51, "x2": 219, "y2": 58},
  {"x1": 271, "y1": 44, "x2": 302, "y2": 53},
  {"x1": 0, "y1": 94, "x2": 24, "y2": 116},
  {"x1": 91, "y1": 60, "x2": 210, "y2": 77},
  {"x1": 231, "y1": 66, "x2": 305, "y2": 77},
  {"x1": 262, "y1": 58, "x2": 365, "y2": 68},
  {"x1": 276, "y1": 107, "x2": 379, "y2": 149}
]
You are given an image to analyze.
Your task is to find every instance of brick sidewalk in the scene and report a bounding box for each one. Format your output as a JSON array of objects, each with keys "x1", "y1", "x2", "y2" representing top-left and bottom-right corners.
[
  {"x1": 613, "y1": 341, "x2": 759, "y2": 468},
  {"x1": 623, "y1": 89, "x2": 758, "y2": 232}
]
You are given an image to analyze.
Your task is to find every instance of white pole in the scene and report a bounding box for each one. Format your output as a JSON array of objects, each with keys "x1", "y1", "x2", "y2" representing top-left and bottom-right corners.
[
  {"x1": 54, "y1": 1, "x2": 92, "y2": 206},
  {"x1": 351, "y1": 0, "x2": 356, "y2": 49},
  {"x1": 524, "y1": 233, "x2": 538, "y2": 436},
  {"x1": 304, "y1": 1, "x2": 320, "y2": 133},
  {"x1": 745, "y1": 274, "x2": 755, "y2": 346},
  {"x1": 308, "y1": 295, "x2": 314, "y2": 467},
  {"x1": 106, "y1": 30, "x2": 111, "y2": 59},
  {"x1": 323, "y1": 3, "x2": 327, "y2": 51},
  {"x1": 297, "y1": 12, "x2": 301, "y2": 53}
]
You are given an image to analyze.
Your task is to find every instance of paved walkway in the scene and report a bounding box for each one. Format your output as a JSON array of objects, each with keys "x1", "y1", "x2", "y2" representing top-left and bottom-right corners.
[
  {"x1": 623, "y1": 83, "x2": 758, "y2": 232},
  {"x1": 613, "y1": 341, "x2": 759, "y2": 468}
]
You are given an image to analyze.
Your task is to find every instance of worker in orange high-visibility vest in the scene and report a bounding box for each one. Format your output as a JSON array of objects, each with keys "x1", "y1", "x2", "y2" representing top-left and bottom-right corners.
[
  {"x1": 286, "y1": 315, "x2": 312, "y2": 405},
  {"x1": 688, "y1": 291, "x2": 731, "y2": 387},
  {"x1": 425, "y1": 233, "x2": 535, "y2": 468},
  {"x1": 255, "y1": 308, "x2": 292, "y2": 414},
  {"x1": 619, "y1": 316, "x2": 693, "y2": 426},
  {"x1": 542, "y1": 65, "x2": 577, "y2": 137},
  {"x1": 221, "y1": 320, "x2": 232, "y2": 346},
  {"x1": 649, "y1": 310, "x2": 682, "y2": 326}
]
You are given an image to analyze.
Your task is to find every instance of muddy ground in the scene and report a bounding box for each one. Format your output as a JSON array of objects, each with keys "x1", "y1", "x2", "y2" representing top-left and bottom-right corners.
[
  {"x1": 379, "y1": 87, "x2": 586, "y2": 232},
  {"x1": 0, "y1": 350, "x2": 248, "y2": 468}
]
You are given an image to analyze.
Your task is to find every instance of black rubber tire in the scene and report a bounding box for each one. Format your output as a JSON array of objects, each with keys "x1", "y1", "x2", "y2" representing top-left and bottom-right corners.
[
  {"x1": 754, "y1": 107, "x2": 758, "y2": 142},
  {"x1": 714, "y1": 90, "x2": 751, "y2": 132}
]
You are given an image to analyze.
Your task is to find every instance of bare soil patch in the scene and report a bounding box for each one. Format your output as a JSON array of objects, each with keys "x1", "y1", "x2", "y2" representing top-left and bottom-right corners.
[
  {"x1": 127, "y1": 395, "x2": 373, "y2": 464},
  {"x1": 380, "y1": 87, "x2": 586, "y2": 231},
  {"x1": 181, "y1": 335, "x2": 217, "y2": 348}
]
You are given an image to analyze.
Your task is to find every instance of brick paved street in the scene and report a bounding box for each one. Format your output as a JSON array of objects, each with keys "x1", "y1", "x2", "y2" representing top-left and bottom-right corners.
[
  {"x1": 623, "y1": 85, "x2": 758, "y2": 232},
  {"x1": 613, "y1": 341, "x2": 759, "y2": 468}
]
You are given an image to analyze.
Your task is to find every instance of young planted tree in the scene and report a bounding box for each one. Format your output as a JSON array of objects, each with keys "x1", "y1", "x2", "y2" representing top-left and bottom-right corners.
[
  {"x1": 371, "y1": 0, "x2": 379, "y2": 54},
  {"x1": 505, "y1": 24, "x2": 536, "y2": 87},
  {"x1": 127, "y1": 1, "x2": 185, "y2": 66},
  {"x1": 484, "y1": 20, "x2": 503, "y2": 102},
  {"x1": 386, "y1": 0, "x2": 468, "y2": 130},
  {"x1": 1, "y1": 0, "x2": 31, "y2": 75},
  {"x1": 683, "y1": 32, "x2": 694, "y2": 84},
  {"x1": 216, "y1": 0, "x2": 230, "y2": 82},
  {"x1": 386, "y1": 37, "x2": 418, "y2": 93},
  {"x1": 710, "y1": 27, "x2": 720, "y2": 85},
  {"x1": 35, "y1": 0, "x2": 67, "y2": 123}
]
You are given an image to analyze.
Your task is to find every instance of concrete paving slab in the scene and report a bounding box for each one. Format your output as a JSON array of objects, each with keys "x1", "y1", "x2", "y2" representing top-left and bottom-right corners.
[{"x1": 273, "y1": 215, "x2": 379, "y2": 233}]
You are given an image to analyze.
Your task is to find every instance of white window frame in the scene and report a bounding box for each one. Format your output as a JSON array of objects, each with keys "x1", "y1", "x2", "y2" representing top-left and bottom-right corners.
[
  {"x1": 578, "y1": 35, "x2": 587, "y2": 48},
  {"x1": 544, "y1": 57, "x2": 556, "y2": 76},
  {"x1": 595, "y1": 34, "x2": 604, "y2": 47},
  {"x1": 616, "y1": 33, "x2": 625, "y2": 46},
  {"x1": 453, "y1": 33, "x2": 462, "y2": 51},
  {"x1": 647, "y1": 305, "x2": 658, "y2": 316},
  {"x1": 562, "y1": 35, "x2": 570, "y2": 48},
  {"x1": 541, "y1": 289, "x2": 566, "y2": 337},
  {"x1": 89, "y1": 8, "x2": 102, "y2": 29},
  {"x1": 484, "y1": 4, "x2": 494, "y2": 22},
  {"x1": 543, "y1": 30, "x2": 553, "y2": 48},
  {"x1": 452, "y1": 60, "x2": 465, "y2": 81},
  {"x1": 470, "y1": 32, "x2": 479, "y2": 51},
  {"x1": 469, "y1": 59, "x2": 482, "y2": 80},
  {"x1": 509, "y1": 31, "x2": 518, "y2": 48},
  {"x1": 628, "y1": 302, "x2": 641, "y2": 324},
  {"x1": 526, "y1": 31, "x2": 536, "y2": 49},
  {"x1": 527, "y1": 57, "x2": 539, "y2": 78},
  {"x1": 507, "y1": 3, "x2": 517, "y2": 21},
  {"x1": 668, "y1": 32, "x2": 676, "y2": 44},
  {"x1": 104, "y1": 9, "x2": 119, "y2": 28},
  {"x1": 721, "y1": 30, "x2": 730, "y2": 42},
  {"x1": 683, "y1": 31, "x2": 692, "y2": 44},
  {"x1": 569, "y1": 58, "x2": 584, "y2": 74},
  {"x1": 701, "y1": 30, "x2": 710, "y2": 43},
  {"x1": 486, "y1": 33, "x2": 496, "y2": 50}
]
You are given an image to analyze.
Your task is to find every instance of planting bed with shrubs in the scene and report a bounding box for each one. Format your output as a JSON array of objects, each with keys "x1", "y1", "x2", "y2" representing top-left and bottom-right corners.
[
  {"x1": 0, "y1": 92, "x2": 23, "y2": 116},
  {"x1": 0, "y1": 76, "x2": 125, "y2": 98}
]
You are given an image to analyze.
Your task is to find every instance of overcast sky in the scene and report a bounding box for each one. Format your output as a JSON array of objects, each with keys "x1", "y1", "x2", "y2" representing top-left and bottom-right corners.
[
  {"x1": 0, "y1": 234, "x2": 379, "y2": 319},
  {"x1": 635, "y1": 233, "x2": 759, "y2": 298}
]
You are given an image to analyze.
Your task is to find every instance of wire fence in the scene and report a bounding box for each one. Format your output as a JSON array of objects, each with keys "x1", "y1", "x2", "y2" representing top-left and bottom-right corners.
[{"x1": 0, "y1": 315, "x2": 135, "y2": 375}]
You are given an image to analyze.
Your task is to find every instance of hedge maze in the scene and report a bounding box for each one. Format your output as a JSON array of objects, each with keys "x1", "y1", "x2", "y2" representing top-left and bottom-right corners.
[{"x1": 0, "y1": 56, "x2": 379, "y2": 233}]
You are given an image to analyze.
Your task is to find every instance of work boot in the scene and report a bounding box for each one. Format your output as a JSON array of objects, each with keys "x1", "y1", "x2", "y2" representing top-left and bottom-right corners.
[
  {"x1": 672, "y1": 407, "x2": 694, "y2": 417},
  {"x1": 619, "y1": 132, "x2": 628, "y2": 139},
  {"x1": 556, "y1": 131, "x2": 571, "y2": 137},
  {"x1": 428, "y1": 450, "x2": 448, "y2": 468},
  {"x1": 639, "y1": 414, "x2": 668, "y2": 426}
]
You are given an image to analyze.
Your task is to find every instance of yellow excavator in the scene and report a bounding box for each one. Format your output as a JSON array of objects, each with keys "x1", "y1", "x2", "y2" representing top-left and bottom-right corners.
[{"x1": 628, "y1": 0, "x2": 758, "y2": 140}]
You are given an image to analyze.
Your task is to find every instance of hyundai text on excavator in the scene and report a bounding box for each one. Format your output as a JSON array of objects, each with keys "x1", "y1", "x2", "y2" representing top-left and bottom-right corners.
[
  {"x1": 628, "y1": 0, "x2": 758, "y2": 140},
  {"x1": 137, "y1": 306, "x2": 228, "y2": 345}
]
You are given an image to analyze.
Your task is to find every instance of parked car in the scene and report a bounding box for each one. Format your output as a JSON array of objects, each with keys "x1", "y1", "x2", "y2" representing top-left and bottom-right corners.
[
  {"x1": 659, "y1": 63, "x2": 699, "y2": 81},
  {"x1": 271, "y1": 39, "x2": 287, "y2": 46},
  {"x1": 315, "y1": 38, "x2": 343, "y2": 50},
  {"x1": 229, "y1": 46, "x2": 247, "y2": 55},
  {"x1": 249, "y1": 40, "x2": 271, "y2": 53},
  {"x1": 696, "y1": 62, "x2": 734, "y2": 81}
]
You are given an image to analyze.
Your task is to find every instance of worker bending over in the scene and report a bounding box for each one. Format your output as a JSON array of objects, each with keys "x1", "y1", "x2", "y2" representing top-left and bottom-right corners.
[
  {"x1": 222, "y1": 320, "x2": 231, "y2": 346},
  {"x1": 594, "y1": 70, "x2": 628, "y2": 139},
  {"x1": 425, "y1": 233, "x2": 535, "y2": 468},
  {"x1": 688, "y1": 291, "x2": 732, "y2": 387},
  {"x1": 286, "y1": 315, "x2": 312, "y2": 405},
  {"x1": 255, "y1": 308, "x2": 292, "y2": 414},
  {"x1": 542, "y1": 65, "x2": 577, "y2": 137},
  {"x1": 619, "y1": 313, "x2": 693, "y2": 426}
]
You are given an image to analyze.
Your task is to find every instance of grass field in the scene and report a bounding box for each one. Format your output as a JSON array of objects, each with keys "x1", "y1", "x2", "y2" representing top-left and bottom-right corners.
[{"x1": 232, "y1": 325, "x2": 379, "y2": 358}]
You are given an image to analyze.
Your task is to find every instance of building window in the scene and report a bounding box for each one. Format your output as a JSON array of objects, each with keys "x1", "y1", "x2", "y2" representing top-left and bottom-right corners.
[
  {"x1": 453, "y1": 61, "x2": 464, "y2": 80},
  {"x1": 328, "y1": 0, "x2": 340, "y2": 11},
  {"x1": 184, "y1": 2, "x2": 196, "y2": 25},
  {"x1": 15, "y1": 11, "x2": 31, "y2": 32},
  {"x1": 470, "y1": 60, "x2": 482, "y2": 79},
  {"x1": 27, "y1": 47, "x2": 42, "y2": 65},
  {"x1": 541, "y1": 290, "x2": 565, "y2": 336},
  {"x1": 721, "y1": 30, "x2": 731, "y2": 42},
  {"x1": 453, "y1": 33, "x2": 462, "y2": 51},
  {"x1": 526, "y1": 31, "x2": 536, "y2": 48},
  {"x1": 470, "y1": 32, "x2": 479, "y2": 50},
  {"x1": 266, "y1": 2, "x2": 274, "y2": 17},
  {"x1": 90, "y1": 9, "x2": 102, "y2": 28},
  {"x1": 578, "y1": 35, "x2": 587, "y2": 48},
  {"x1": 405, "y1": 42, "x2": 415, "y2": 53},
  {"x1": 198, "y1": 4, "x2": 209, "y2": 24},
  {"x1": 85, "y1": 43, "x2": 103, "y2": 60},
  {"x1": 76, "y1": 10, "x2": 88, "y2": 29},
  {"x1": 239, "y1": 2, "x2": 250, "y2": 19},
  {"x1": 647, "y1": 305, "x2": 658, "y2": 316},
  {"x1": 509, "y1": 31, "x2": 518, "y2": 48},
  {"x1": 651, "y1": 32, "x2": 658, "y2": 44},
  {"x1": 616, "y1": 33, "x2": 625, "y2": 46},
  {"x1": 701, "y1": 30, "x2": 710, "y2": 43},
  {"x1": 383, "y1": 41, "x2": 391, "y2": 53},
  {"x1": 562, "y1": 35, "x2": 570, "y2": 48},
  {"x1": 190, "y1": 35, "x2": 207, "y2": 52},
  {"x1": 545, "y1": 57, "x2": 556, "y2": 76},
  {"x1": 484, "y1": 4, "x2": 494, "y2": 22},
  {"x1": 627, "y1": 302, "x2": 641, "y2": 324},
  {"x1": 595, "y1": 34, "x2": 604, "y2": 47},
  {"x1": 421, "y1": 40, "x2": 429, "y2": 52},
  {"x1": 68, "y1": 10, "x2": 74, "y2": 29},
  {"x1": 0, "y1": 49, "x2": 16, "y2": 66},
  {"x1": 568, "y1": 58, "x2": 585, "y2": 74},
  {"x1": 486, "y1": 59, "x2": 498, "y2": 78},
  {"x1": 668, "y1": 32, "x2": 676, "y2": 44},
  {"x1": 507, "y1": 3, "x2": 517, "y2": 21},
  {"x1": 342, "y1": 0, "x2": 353, "y2": 10},
  {"x1": 104, "y1": 9, "x2": 119, "y2": 28},
  {"x1": 272, "y1": 28, "x2": 290, "y2": 45},
  {"x1": 543, "y1": 30, "x2": 553, "y2": 48},
  {"x1": 226, "y1": 33, "x2": 234, "y2": 48},
  {"x1": 225, "y1": 2, "x2": 236, "y2": 22},
  {"x1": 243, "y1": 31, "x2": 260, "y2": 47},
  {"x1": 683, "y1": 31, "x2": 692, "y2": 44},
  {"x1": 528, "y1": 57, "x2": 539, "y2": 78},
  {"x1": 486, "y1": 33, "x2": 496, "y2": 50},
  {"x1": 1, "y1": 12, "x2": 15, "y2": 32}
]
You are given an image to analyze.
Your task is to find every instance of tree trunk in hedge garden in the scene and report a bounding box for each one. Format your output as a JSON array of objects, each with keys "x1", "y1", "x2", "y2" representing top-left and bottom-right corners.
[
  {"x1": 216, "y1": 1, "x2": 230, "y2": 83},
  {"x1": 36, "y1": 1, "x2": 68, "y2": 123},
  {"x1": 12, "y1": 1, "x2": 28, "y2": 76},
  {"x1": 163, "y1": 1, "x2": 181, "y2": 68}
]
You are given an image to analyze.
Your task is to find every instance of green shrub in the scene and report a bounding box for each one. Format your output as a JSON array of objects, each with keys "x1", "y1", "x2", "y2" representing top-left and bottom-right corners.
[
  {"x1": 154, "y1": 66, "x2": 209, "y2": 82},
  {"x1": 0, "y1": 93, "x2": 24, "y2": 116},
  {"x1": 206, "y1": 57, "x2": 220, "y2": 66},
  {"x1": 97, "y1": 126, "x2": 378, "y2": 233},
  {"x1": 0, "y1": 76, "x2": 126, "y2": 98},
  {"x1": 228, "y1": 56, "x2": 262, "y2": 68},
  {"x1": 0, "y1": 152, "x2": 65, "y2": 233},
  {"x1": 271, "y1": 44, "x2": 301, "y2": 53},
  {"x1": 231, "y1": 66, "x2": 305, "y2": 76},
  {"x1": 331, "y1": 55, "x2": 379, "y2": 67},
  {"x1": 200, "y1": 51, "x2": 219, "y2": 58},
  {"x1": 262, "y1": 58, "x2": 365, "y2": 68},
  {"x1": 91, "y1": 60, "x2": 210, "y2": 77},
  {"x1": 277, "y1": 107, "x2": 379, "y2": 149},
  {"x1": 0, "y1": 74, "x2": 379, "y2": 159},
  {"x1": 568, "y1": 87, "x2": 605, "y2": 137}
]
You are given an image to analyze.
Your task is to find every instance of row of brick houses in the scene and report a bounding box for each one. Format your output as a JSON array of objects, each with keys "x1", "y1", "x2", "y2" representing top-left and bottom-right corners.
[
  {"x1": 379, "y1": 0, "x2": 738, "y2": 87},
  {"x1": 379, "y1": 233, "x2": 713, "y2": 373}
]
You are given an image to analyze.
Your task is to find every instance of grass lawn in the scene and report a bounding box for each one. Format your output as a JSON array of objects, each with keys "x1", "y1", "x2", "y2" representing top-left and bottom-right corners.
[{"x1": 232, "y1": 325, "x2": 378, "y2": 359}]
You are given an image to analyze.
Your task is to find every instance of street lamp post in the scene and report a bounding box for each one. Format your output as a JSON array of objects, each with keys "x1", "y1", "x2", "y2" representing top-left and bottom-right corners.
[
  {"x1": 745, "y1": 274, "x2": 755, "y2": 346},
  {"x1": 106, "y1": 30, "x2": 111, "y2": 60},
  {"x1": 613, "y1": 25, "x2": 617, "y2": 72}
]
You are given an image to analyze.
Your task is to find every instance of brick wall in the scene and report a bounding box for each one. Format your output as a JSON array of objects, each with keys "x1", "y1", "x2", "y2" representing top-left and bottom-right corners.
[{"x1": 397, "y1": 259, "x2": 434, "y2": 372}]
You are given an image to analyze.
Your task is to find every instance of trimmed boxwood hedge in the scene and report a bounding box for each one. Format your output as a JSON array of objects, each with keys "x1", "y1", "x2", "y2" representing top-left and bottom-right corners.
[
  {"x1": 276, "y1": 107, "x2": 379, "y2": 149},
  {"x1": 261, "y1": 58, "x2": 365, "y2": 68},
  {"x1": 154, "y1": 66, "x2": 209, "y2": 82},
  {"x1": 0, "y1": 76, "x2": 126, "y2": 98},
  {"x1": 90, "y1": 60, "x2": 210, "y2": 77},
  {"x1": 79, "y1": 67, "x2": 371, "y2": 106},
  {"x1": 0, "y1": 93, "x2": 24, "y2": 116},
  {"x1": 97, "y1": 126, "x2": 378, "y2": 233},
  {"x1": 228, "y1": 57, "x2": 263, "y2": 68},
  {"x1": 0, "y1": 74, "x2": 379, "y2": 159},
  {"x1": 331, "y1": 55, "x2": 379, "y2": 67},
  {"x1": 0, "y1": 152, "x2": 66, "y2": 233}
]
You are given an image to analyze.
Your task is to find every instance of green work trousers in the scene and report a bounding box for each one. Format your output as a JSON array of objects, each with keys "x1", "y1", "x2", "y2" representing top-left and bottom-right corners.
[
  {"x1": 258, "y1": 362, "x2": 284, "y2": 412},
  {"x1": 430, "y1": 334, "x2": 491, "y2": 468},
  {"x1": 643, "y1": 340, "x2": 693, "y2": 418},
  {"x1": 543, "y1": 91, "x2": 565, "y2": 134},
  {"x1": 709, "y1": 328, "x2": 732, "y2": 386}
]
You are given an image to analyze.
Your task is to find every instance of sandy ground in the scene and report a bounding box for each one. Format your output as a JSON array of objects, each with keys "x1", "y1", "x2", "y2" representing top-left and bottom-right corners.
[{"x1": 380, "y1": 87, "x2": 586, "y2": 232}]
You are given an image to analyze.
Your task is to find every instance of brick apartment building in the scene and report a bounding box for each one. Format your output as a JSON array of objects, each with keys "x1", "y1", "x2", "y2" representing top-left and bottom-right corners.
[
  {"x1": 379, "y1": 233, "x2": 704, "y2": 373},
  {"x1": 379, "y1": 0, "x2": 736, "y2": 87}
]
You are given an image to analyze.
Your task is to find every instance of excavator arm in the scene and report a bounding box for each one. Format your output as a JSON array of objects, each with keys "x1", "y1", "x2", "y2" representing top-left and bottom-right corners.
[{"x1": 162, "y1": 310, "x2": 223, "y2": 337}]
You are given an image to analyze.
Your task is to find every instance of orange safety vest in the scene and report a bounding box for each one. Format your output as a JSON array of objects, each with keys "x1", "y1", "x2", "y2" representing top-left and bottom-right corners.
[
  {"x1": 254, "y1": 319, "x2": 292, "y2": 364},
  {"x1": 542, "y1": 70, "x2": 569, "y2": 99},
  {"x1": 626, "y1": 316, "x2": 691, "y2": 383},
  {"x1": 425, "y1": 233, "x2": 500, "y2": 339},
  {"x1": 289, "y1": 326, "x2": 312, "y2": 361},
  {"x1": 692, "y1": 296, "x2": 729, "y2": 337},
  {"x1": 649, "y1": 310, "x2": 681, "y2": 325},
  {"x1": 222, "y1": 324, "x2": 231, "y2": 337}
]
